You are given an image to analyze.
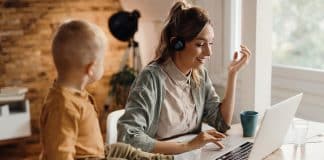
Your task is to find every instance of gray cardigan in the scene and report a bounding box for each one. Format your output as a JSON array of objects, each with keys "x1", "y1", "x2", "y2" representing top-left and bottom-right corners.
[{"x1": 117, "y1": 62, "x2": 230, "y2": 152}]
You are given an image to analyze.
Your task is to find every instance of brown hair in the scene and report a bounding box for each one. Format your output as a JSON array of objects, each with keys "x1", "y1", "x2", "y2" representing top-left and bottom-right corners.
[{"x1": 154, "y1": 0, "x2": 211, "y2": 86}]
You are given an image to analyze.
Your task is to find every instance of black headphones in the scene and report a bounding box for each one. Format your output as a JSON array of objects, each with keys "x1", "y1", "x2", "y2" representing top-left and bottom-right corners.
[{"x1": 170, "y1": 37, "x2": 185, "y2": 51}]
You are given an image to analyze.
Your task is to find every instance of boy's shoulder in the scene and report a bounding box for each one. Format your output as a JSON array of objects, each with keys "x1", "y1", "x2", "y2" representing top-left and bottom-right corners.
[{"x1": 42, "y1": 86, "x2": 84, "y2": 115}]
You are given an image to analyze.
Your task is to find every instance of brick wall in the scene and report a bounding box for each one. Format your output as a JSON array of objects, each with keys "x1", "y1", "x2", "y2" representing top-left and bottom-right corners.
[{"x1": 0, "y1": 0, "x2": 127, "y2": 133}]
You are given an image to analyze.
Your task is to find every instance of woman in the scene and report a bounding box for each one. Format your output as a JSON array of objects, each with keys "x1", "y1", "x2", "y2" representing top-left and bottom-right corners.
[{"x1": 117, "y1": 1, "x2": 251, "y2": 155}]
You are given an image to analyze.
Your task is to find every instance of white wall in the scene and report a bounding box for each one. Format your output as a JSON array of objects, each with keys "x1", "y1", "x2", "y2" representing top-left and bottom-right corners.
[
  {"x1": 239, "y1": 0, "x2": 272, "y2": 116},
  {"x1": 135, "y1": 21, "x2": 163, "y2": 67},
  {"x1": 120, "y1": 0, "x2": 174, "y2": 68},
  {"x1": 196, "y1": 0, "x2": 225, "y2": 85}
]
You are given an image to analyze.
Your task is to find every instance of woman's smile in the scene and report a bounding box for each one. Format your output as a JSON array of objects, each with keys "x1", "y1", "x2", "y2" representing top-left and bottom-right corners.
[{"x1": 196, "y1": 57, "x2": 209, "y2": 64}]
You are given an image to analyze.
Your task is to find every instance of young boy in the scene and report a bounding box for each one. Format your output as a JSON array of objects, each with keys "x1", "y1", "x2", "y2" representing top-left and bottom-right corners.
[{"x1": 39, "y1": 20, "x2": 173, "y2": 160}]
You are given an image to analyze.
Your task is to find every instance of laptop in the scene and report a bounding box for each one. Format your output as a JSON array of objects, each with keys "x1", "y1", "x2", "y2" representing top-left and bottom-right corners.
[{"x1": 207, "y1": 93, "x2": 303, "y2": 160}]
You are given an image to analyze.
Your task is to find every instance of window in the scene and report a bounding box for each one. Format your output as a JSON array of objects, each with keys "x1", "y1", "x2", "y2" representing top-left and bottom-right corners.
[
  {"x1": 272, "y1": 0, "x2": 324, "y2": 70},
  {"x1": 272, "y1": 0, "x2": 324, "y2": 122}
]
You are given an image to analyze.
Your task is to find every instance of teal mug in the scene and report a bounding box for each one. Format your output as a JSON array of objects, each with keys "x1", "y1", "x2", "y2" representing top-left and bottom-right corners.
[{"x1": 240, "y1": 111, "x2": 258, "y2": 137}]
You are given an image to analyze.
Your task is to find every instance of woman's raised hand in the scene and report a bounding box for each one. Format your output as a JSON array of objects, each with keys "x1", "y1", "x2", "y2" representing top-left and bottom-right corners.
[{"x1": 228, "y1": 45, "x2": 251, "y2": 74}]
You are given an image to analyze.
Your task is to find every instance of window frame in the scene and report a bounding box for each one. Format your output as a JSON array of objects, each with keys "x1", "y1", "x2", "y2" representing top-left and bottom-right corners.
[
  {"x1": 198, "y1": 0, "x2": 324, "y2": 123},
  {"x1": 272, "y1": 64, "x2": 324, "y2": 122}
]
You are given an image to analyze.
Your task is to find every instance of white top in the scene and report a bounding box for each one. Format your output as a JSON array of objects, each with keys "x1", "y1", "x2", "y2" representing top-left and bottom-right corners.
[{"x1": 156, "y1": 59, "x2": 198, "y2": 139}]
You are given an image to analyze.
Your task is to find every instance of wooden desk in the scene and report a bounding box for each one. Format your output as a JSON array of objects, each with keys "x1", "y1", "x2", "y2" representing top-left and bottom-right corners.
[{"x1": 172, "y1": 120, "x2": 324, "y2": 160}]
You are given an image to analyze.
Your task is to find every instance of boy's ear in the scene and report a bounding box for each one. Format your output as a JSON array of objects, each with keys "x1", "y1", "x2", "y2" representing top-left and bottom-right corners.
[{"x1": 85, "y1": 62, "x2": 95, "y2": 76}]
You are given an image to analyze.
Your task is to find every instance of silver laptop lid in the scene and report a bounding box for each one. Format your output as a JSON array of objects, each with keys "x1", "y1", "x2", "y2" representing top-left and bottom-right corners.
[{"x1": 249, "y1": 93, "x2": 303, "y2": 160}]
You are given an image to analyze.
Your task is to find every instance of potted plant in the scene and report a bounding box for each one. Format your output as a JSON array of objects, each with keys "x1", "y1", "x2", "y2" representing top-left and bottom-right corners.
[{"x1": 108, "y1": 65, "x2": 136, "y2": 108}]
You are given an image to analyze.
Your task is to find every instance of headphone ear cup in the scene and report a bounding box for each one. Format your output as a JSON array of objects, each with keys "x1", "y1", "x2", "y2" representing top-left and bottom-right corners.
[{"x1": 171, "y1": 37, "x2": 185, "y2": 51}]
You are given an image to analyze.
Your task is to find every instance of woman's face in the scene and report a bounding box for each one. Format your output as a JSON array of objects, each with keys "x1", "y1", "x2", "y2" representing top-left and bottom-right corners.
[{"x1": 176, "y1": 24, "x2": 214, "y2": 70}]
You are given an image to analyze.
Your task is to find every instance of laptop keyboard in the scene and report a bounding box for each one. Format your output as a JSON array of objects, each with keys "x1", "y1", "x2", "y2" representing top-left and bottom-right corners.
[{"x1": 215, "y1": 142, "x2": 254, "y2": 160}]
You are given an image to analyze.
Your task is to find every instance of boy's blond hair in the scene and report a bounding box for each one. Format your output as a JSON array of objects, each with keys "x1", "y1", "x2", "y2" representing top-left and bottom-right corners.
[{"x1": 52, "y1": 20, "x2": 107, "y2": 75}]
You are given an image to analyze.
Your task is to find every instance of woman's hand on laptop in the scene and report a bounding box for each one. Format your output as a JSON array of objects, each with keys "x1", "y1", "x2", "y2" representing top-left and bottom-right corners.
[{"x1": 186, "y1": 129, "x2": 226, "y2": 150}]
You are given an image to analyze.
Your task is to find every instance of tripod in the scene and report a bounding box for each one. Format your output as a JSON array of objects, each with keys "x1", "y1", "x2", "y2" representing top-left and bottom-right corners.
[{"x1": 119, "y1": 38, "x2": 142, "y2": 75}]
